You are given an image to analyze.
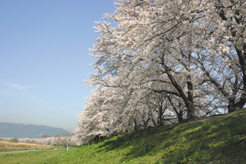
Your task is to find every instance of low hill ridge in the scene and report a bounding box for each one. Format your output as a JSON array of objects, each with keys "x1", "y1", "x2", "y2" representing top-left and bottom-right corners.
[{"x1": 0, "y1": 122, "x2": 67, "y2": 138}]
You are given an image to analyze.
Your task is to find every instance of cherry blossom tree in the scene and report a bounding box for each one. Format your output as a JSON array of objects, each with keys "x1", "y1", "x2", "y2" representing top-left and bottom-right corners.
[
  {"x1": 197, "y1": 0, "x2": 246, "y2": 112},
  {"x1": 90, "y1": 0, "x2": 205, "y2": 120},
  {"x1": 76, "y1": 0, "x2": 245, "y2": 145}
]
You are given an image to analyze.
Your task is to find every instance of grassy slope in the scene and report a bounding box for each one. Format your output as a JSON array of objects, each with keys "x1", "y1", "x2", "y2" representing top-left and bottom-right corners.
[{"x1": 38, "y1": 109, "x2": 246, "y2": 163}]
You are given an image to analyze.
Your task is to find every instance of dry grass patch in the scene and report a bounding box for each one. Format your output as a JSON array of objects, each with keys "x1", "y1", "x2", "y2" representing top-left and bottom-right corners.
[{"x1": 0, "y1": 140, "x2": 53, "y2": 151}]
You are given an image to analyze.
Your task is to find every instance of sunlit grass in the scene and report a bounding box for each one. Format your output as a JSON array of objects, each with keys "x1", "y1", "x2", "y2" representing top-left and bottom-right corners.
[
  {"x1": 0, "y1": 146, "x2": 64, "y2": 164},
  {"x1": 40, "y1": 108, "x2": 246, "y2": 164}
]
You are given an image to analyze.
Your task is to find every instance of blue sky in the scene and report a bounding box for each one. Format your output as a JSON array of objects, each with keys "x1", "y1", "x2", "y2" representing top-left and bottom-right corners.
[{"x1": 0, "y1": 0, "x2": 116, "y2": 131}]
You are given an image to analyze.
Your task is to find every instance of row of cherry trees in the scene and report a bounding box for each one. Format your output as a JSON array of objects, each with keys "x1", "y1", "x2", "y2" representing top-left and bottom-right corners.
[
  {"x1": 7, "y1": 136, "x2": 78, "y2": 146},
  {"x1": 76, "y1": 0, "x2": 245, "y2": 145}
]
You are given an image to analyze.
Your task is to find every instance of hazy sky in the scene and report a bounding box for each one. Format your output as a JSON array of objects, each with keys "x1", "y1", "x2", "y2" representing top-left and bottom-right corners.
[{"x1": 0, "y1": 0, "x2": 116, "y2": 131}]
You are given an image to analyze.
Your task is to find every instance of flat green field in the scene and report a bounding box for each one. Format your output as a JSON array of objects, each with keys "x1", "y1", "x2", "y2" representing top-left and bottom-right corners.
[
  {"x1": 1, "y1": 109, "x2": 246, "y2": 164},
  {"x1": 0, "y1": 146, "x2": 64, "y2": 164}
]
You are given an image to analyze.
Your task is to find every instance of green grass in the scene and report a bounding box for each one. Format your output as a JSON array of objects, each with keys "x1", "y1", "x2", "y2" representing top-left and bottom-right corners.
[
  {"x1": 2, "y1": 109, "x2": 246, "y2": 164},
  {"x1": 40, "y1": 109, "x2": 246, "y2": 164},
  {"x1": 0, "y1": 146, "x2": 64, "y2": 164}
]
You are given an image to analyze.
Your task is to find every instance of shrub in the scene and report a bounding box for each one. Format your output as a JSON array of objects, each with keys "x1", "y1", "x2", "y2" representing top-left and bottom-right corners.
[
  {"x1": 41, "y1": 134, "x2": 50, "y2": 138},
  {"x1": 9, "y1": 137, "x2": 19, "y2": 143},
  {"x1": 30, "y1": 140, "x2": 36, "y2": 144}
]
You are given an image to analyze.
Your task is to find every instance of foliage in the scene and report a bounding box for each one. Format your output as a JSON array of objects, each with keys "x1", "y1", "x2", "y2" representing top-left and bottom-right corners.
[
  {"x1": 25, "y1": 139, "x2": 30, "y2": 143},
  {"x1": 42, "y1": 109, "x2": 246, "y2": 164},
  {"x1": 16, "y1": 136, "x2": 77, "y2": 146},
  {"x1": 54, "y1": 136, "x2": 75, "y2": 146},
  {"x1": 8, "y1": 138, "x2": 19, "y2": 143},
  {"x1": 41, "y1": 134, "x2": 50, "y2": 138},
  {"x1": 76, "y1": 0, "x2": 246, "y2": 144},
  {"x1": 30, "y1": 140, "x2": 36, "y2": 144}
]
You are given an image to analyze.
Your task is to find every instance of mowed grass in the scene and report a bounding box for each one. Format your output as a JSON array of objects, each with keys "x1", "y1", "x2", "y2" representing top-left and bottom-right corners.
[
  {"x1": 0, "y1": 146, "x2": 64, "y2": 164},
  {"x1": 0, "y1": 140, "x2": 53, "y2": 152},
  {"x1": 40, "y1": 108, "x2": 246, "y2": 164}
]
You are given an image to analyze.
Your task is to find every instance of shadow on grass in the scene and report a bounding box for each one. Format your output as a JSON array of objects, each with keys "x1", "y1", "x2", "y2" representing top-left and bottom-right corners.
[{"x1": 98, "y1": 109, "x2": 246, "y2": 163}]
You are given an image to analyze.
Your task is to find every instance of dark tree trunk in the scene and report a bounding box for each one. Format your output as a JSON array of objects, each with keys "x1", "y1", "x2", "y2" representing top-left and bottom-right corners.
[
  {"x1": 158, "y1": 105, "x2": 164, "y2": 126},
  {"x1": 134, "y1": 119, "x2": 138, "y2": 130},
  {"x1": 228, "y1": 98, "x2": 246, "y2": 113},
  {"x1": 177, "y1": 111, "x2": 183, "y2": 123},
  {"x1": 164, "y1": 65, "x2": 196, "y2": 120},
  {"x1": 228, "y1": 99, "x2": 236, "y2": 113},
  {"x1": 167, "y1": 95, "x2": 184, "y2": 123},
  {"x1": 152, "y1": 118, "x2": 157, "y2": 127}
]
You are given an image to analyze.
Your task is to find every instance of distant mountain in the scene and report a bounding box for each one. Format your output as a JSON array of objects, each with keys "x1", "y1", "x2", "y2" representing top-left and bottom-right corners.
[{"x1": 0, "y1": 122, "x2": 67, "y2": 138}]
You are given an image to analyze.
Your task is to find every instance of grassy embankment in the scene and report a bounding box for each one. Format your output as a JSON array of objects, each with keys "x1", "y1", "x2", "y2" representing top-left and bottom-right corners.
[
  {"x1": 1, "y1": 109, "x2": 246, "y2": 164},
  {"x1": 40, "y1": 109, "x2": 246, "y2": 164}
]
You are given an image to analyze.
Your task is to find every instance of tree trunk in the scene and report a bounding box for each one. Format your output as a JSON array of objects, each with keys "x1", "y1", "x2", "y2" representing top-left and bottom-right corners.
[
  {"x1": 164, "y1": 65, "x2": 195, "y2": 120},
  {"x1": 158, "y1": 105, "x2": 164, "y2": 126},
  {"x1": 217, "y1": 3, "x2": 246, "y2": 112},
  {"x1": 228, "y1": 97, "x2": 246, "y2": 113},
  {"x1": 167, "y1": 95, "x2": 184, "y2": 123},
  {"x1": 186, "y1": 80, "x2": 196, "y2": 120},
  {"x1": 177, "y1": 111, "x2": 183, "y2": 123},
  {"x1": 228, "y1": 99, "x2": 236, "y2": 113}
]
